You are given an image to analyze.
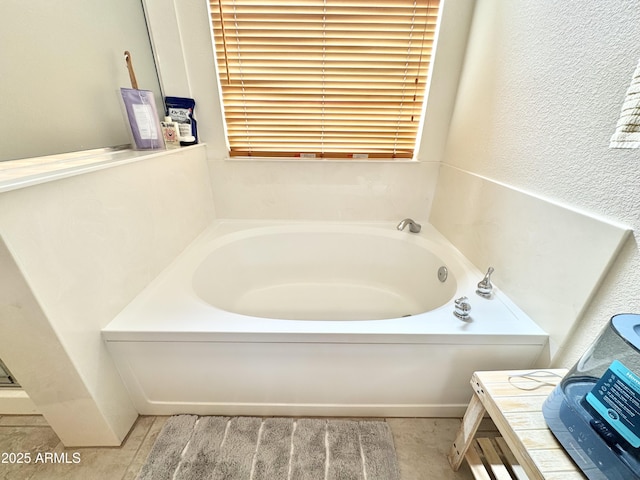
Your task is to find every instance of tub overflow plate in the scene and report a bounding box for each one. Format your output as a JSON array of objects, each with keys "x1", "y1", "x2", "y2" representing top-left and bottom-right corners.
[{"x1": 437, "y1": 266, "x2": 448, "y2": 283}]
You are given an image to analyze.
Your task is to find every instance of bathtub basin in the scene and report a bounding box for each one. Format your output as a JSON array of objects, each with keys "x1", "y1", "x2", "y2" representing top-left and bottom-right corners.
[{"x1": 192, "y1": 226, "x2": 458, "y2": 321}]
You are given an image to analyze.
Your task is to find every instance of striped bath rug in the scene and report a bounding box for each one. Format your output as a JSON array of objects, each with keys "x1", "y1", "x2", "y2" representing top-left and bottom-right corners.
[{"x1": 137, "y1": 416, "x2": 401, "y2": 480}]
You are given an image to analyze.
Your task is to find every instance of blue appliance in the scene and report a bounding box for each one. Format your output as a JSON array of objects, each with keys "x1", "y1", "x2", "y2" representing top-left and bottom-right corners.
[{"x1": 543, "y1": 313, "x2": 640, "y2": 479}]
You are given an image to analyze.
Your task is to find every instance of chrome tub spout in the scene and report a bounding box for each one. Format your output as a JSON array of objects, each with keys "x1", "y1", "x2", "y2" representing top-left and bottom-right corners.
[{"x1": 397, "y1": 218, "x2": 421, "y2": 233}]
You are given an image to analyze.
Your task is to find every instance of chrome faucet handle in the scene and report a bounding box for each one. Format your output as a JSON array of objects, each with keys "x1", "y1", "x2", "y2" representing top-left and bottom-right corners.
[
  {"x1": 397, "y1": 218, "x2": 421, "y2": 233},
  {"x1": 454, "y1": 296, "x2": 471, "y2": 319},
  {"x1": 476, "y1": 267, "x2": 494, "y2": 298}
]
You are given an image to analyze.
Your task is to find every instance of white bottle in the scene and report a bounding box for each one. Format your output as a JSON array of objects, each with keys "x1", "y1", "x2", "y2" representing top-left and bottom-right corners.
[
  {"x1": 160, "y1": 116, "x2": 181, "y2": 149},
  {"x1": 177, "y1": 123, "x2": 196, "y2": 144}
]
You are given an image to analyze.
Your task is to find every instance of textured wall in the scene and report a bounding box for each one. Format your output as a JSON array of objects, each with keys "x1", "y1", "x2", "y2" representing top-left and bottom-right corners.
[{"x1": 441, "y1": 0, "x2": 640, "y2": 366}]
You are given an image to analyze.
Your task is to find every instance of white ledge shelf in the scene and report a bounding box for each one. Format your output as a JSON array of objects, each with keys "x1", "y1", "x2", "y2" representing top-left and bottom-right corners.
[{"x1": 0, "y1": 145, "x2": 204, "y2": 194}]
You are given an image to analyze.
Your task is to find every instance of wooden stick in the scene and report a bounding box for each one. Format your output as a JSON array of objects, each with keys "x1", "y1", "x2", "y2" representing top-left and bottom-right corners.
[{"x1": 124, "y1": 51, "x2": 139, "y2": 90}]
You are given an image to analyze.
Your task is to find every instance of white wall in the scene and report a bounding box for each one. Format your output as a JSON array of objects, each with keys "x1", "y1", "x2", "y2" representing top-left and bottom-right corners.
[
  {"x1": 208, "y1": 159, "x2": 436, "y2": 221},
  {"x1": 1, "y1": 0, "x2": 161, "y2": 161},
  {"x1": 435, "y1": 0, "x2": 640, "y2": 366},
  {"x1": 0, "y1": 146, "x2": 214, "y2": 445}
]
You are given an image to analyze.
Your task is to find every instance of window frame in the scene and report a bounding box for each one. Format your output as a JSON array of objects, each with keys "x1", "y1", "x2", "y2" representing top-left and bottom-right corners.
[
  {"x1": 141, "y1": 0, "x2": 474, "y2": 163},
  {"x1": 209, "y1": 0, "x2": 441, "y2": 160}
]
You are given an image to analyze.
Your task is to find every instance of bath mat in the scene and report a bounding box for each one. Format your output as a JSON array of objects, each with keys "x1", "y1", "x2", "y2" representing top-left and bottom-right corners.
[{"x1": 137, "y1": 416, "x2": 401, "y2": 480}]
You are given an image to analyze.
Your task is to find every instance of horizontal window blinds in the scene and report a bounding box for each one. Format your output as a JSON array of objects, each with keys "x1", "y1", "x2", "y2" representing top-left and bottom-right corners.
[{"x1": 210, "y1": 0, "x2": 440, "y2": 158}]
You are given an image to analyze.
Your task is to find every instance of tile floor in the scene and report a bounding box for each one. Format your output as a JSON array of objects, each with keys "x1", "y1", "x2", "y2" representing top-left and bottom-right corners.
[{"x1": 0, "y1": 415, "x2": 489, "y2": 479}]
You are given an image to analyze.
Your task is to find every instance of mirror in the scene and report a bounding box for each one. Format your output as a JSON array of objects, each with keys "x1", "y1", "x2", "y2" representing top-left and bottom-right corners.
[{"x1": 1, "y1": 0, "x2": 162, "y2": 162}]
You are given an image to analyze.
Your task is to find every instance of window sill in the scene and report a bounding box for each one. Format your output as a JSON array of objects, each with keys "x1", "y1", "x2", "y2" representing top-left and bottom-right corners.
[{"x1": 224, "y1": 156, "x2": 419, "y2": 164}]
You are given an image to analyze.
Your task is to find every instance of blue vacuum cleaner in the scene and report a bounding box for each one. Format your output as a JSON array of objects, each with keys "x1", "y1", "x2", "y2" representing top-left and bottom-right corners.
[{"x1": 543, "y1": 313, "x2": 640, "y2": 479}]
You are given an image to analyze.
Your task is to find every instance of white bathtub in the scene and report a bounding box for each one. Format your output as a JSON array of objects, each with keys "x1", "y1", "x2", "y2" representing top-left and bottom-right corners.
[{"x1": 103, "y1": 220, "x2": 549, "y2": 417}]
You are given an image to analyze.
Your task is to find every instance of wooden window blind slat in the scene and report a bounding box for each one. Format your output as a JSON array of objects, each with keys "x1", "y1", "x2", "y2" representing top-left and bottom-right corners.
[{"x1": 209, "y1": 0, "x2": 440, "y2": 158}]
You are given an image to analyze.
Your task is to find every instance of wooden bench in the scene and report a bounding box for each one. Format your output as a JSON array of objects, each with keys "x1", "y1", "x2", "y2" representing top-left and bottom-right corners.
[{"x1": 448, "y1": 369, "x2": 586, "y2": 480}]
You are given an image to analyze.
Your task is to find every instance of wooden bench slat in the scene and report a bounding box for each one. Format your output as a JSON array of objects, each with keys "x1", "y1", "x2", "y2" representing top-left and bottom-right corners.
[
  {"x1": 495, "y1": 437, "x2": 529, "y2": 480},
  {"x1": 465, "y1": 442, "x2": 493, "y2": 480},
  {"x1": 502, "y1": 411, "x2": 549, "y2": 430},
  {"x1": 477, "y1": 437, "x2": 515, "y2": 480}
]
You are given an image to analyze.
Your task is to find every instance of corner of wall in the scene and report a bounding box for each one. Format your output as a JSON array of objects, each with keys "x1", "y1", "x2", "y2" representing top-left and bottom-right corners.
[
  {"x1": 415, "y1": 0, "x2": 476, "y2": 164},
  {"x1": 0, "y1": 235, "x2": 137, "y2": 446}
]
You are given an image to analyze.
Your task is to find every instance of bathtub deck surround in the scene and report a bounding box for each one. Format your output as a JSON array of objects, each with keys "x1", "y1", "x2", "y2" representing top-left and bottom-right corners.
[
  {"x1": 430, "y1": 165, "x2": 632, "y2": 361},
  {"x1": 102, "y1": 220, "x2": 549, "y2": 418}
]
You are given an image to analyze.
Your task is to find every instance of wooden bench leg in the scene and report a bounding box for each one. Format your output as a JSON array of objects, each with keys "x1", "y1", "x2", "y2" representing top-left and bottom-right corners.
[{"x1": 448, "y1": 393, "x2": 486, "y2": 471}]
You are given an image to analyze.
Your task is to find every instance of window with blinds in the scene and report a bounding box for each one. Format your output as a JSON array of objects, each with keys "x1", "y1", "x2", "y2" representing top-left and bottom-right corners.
[{"x1": 209, "y1": 0, "x2": 441, "y2": 159}]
